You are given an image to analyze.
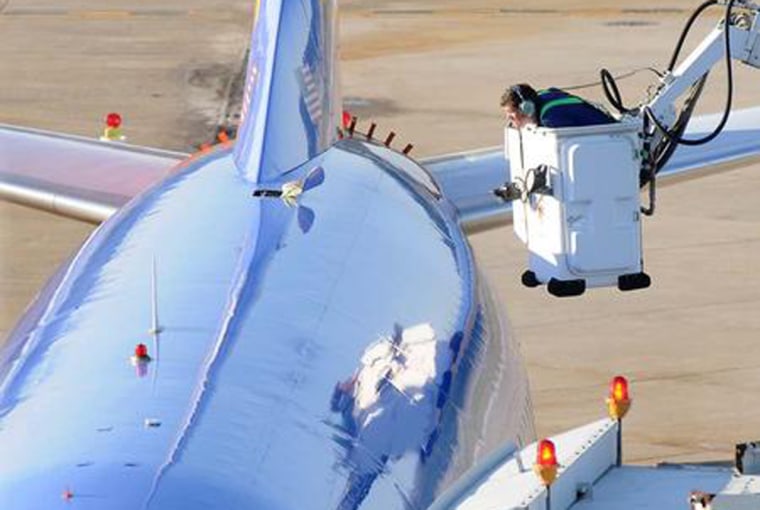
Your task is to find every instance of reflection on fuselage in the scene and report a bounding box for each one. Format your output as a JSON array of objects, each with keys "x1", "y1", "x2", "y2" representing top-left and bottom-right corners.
[
  {"x1": 0, "y1": 139, "x2": 533, "y2": 509},
  {"x1": 332, "y1": 323, "x2": 442, "y2": 508}
]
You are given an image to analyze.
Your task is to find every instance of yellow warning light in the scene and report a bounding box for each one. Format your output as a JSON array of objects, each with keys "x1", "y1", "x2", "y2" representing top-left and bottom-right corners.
[{"x1": 606, "y1": 375, "x2": 631, "y2": 421}]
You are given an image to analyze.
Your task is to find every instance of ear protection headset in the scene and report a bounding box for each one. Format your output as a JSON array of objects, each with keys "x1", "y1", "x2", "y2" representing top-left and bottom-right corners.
[{"x1": 511, "y1": 85, "x2": 536, "y2": 118}]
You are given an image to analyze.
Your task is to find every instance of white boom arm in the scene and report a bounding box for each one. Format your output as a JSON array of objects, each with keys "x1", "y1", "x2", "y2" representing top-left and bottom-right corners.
[{"x1": 646, "y1": 1, "x2": 760, "y2": 127}]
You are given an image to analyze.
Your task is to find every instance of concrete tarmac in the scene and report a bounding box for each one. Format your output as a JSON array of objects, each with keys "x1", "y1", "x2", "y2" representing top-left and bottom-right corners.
[{"x1": 2, "y1": 0, "x2": 760, "y2": 466}]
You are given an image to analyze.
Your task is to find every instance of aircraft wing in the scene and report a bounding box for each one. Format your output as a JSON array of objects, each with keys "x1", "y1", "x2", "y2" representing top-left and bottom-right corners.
[
  {"x1": 422, "y1": 107, "x2": 760, "y2": 233},
  {"x1": 0, "y1": 123, "x2": 186, "y2": 223},
  {"x1": 421, "y1": 147, "x2": 507, "y2": 233},
  {"x1": 1, "y1": 108, "x2": 758, "y2": 229}
]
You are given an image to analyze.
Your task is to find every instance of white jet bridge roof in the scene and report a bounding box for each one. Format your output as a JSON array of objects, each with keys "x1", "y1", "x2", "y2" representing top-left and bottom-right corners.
[
  {"x1": 574, "y1": 464, "x2": 731, "y2": 509},
  {"x1": 430, "y1": 418, "x2": 759, "y2": 510}
]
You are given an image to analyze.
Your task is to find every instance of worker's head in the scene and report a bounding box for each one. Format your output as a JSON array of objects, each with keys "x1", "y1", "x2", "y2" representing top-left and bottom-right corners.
[{"x1": 501, "y1": 84, "x2": 539, "y2": 128}]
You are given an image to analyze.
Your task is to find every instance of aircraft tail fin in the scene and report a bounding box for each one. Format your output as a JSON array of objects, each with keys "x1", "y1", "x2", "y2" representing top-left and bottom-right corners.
[{"x1": 234, "y1": 0, "x2": 340, "y2": 184}]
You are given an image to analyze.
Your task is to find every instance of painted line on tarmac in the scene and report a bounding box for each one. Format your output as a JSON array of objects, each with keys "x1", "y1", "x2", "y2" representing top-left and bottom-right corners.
[
  {"x1": 1, "y1": 8, "x2": 240, "y2": 19},
  {"x1": 73, "y1": 10, "x2": 133, "y2": 20},
  {"x1": 2, "y1": 9, "x2": 187, "y2": 17},
  {"x1": 371, "y1": 7, "x2": 693, "y2": 17}
]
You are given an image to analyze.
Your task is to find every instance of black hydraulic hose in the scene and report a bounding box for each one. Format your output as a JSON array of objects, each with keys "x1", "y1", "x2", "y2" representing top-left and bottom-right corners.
[
  {"x1": 600, "y1": 68, "x2": 631, "y2": 114},
  {"x1": 649, "y1": 74, "x2": 708, "y2": 181},
  {"x1": 668, "y1": 0, "x2": 719, "y2": 71},
  {"x1": 602, "y1": 1, "x2": 717, "y2": 118},
  {"x1": 648, "y1": 0, "x2": 735, "y2": 147}
]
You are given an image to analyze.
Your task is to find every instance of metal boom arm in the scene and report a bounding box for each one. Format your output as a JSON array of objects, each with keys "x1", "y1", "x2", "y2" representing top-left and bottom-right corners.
[{"x1": 646, "y1": 2, "x2": 760, "y2": 127}]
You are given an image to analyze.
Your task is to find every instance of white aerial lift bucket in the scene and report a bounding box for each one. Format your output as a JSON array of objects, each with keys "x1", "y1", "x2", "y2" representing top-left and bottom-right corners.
[{"x1": 505, "y1": 119, "x2": 651, "y2": 297}]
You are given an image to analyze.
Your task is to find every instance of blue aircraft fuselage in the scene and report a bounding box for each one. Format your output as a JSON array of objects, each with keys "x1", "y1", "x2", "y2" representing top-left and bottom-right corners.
[
  {"x1": 0, "y1": 1, "x2": 534, "y2": 508},
  {"x1": 0, "y1": 139, "x2": 533, "y2": 509}
]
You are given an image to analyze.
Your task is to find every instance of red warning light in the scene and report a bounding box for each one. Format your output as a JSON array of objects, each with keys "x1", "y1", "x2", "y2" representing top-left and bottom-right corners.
[
  {"x1": 105, "y1": 112, "x2": 122, "y2": 129},
  {"x1": 533, "y1": 438, "x2": 558, "y2": 486},
  {"x1": 607, "y1": 375, "x2": 631, "y2": 420},
  {"x1": 610, "y1": 376, "x2": 629, "y2": 402},
  {"x1": 536, "y1": 439, "x2": 557, "y2": 467},
  {"x1": 135, "y1": 343, "x2": 149, "y2": 360}
]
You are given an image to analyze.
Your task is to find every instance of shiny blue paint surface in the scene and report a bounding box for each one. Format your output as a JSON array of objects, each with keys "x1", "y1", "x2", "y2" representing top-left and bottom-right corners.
[
  {"x1": 0, "y1": 140, "x2": 533, "y2": 509},
  {"x1": 235, "y1": 0, "x2": 338, "y2": 183},
  {"x1": 0, "y1": 1, "x2": 534, "y2": 507}
]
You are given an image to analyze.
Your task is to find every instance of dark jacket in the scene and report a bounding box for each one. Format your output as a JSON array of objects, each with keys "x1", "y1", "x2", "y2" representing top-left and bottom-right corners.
[{"x1": 537, "y1": 88, "x2": 616, "y2": 128}]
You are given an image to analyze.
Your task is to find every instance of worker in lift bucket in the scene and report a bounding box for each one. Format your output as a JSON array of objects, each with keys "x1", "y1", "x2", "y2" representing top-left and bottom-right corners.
[
  {"x1": 494, "y1": 83, "x2": 616, "y2": 201},
  {"x1": 500, "y1": 83, "x2": 615, "y2": 129}
]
